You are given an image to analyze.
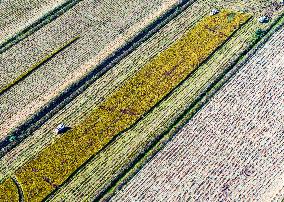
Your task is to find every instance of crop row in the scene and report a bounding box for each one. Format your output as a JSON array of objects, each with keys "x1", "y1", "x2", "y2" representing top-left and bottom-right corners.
[
  {"x1": 9, "y1": 11, "x2": 251, "y2": 201},
  {"x1": 111, "y1": 26, "x2": 284, "y2": 201}
]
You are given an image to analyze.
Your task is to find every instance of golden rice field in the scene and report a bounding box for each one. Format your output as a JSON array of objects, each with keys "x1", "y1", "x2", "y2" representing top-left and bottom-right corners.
[
  {"x1": 0, "y1": 177, "x2": 18, "y2": 201},
  {"x1": 0, "y1": 0, "x2": 284, "y2": 201},
  {"x1": 0, "y1": 2, "x2": 209, "y2": 198}
]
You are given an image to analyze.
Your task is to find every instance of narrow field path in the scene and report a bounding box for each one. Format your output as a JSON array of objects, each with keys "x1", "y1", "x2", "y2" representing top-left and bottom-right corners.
[{"x1": 111, "y1": 25, "x2": 284, "y2": 202}]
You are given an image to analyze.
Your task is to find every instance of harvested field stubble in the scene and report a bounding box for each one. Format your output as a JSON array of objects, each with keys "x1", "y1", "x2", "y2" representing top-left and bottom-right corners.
[
  {"x1": 0, "y1": 0, "x2": 81, "y2": 55},
  {"x1": 111, "y1": 25, "x2": 284, "y2": 202},
  {"x1": 0, "y1": 35, "x2": 79, "y2": 95},
  {"x1": 0, "y1": 0, "x2": 67, "y2": 45},
  {"x1": 0, "y1": 0, "x2": 87, "y2": 92},
  {"x1": 9, "y1": 11, "x2": 250, "y2": 201}
]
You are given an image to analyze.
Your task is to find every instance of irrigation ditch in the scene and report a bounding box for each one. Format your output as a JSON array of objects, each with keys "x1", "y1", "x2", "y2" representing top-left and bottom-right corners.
[{"x1": 11, "y1": 176, "x2": 24, "y2": 202}]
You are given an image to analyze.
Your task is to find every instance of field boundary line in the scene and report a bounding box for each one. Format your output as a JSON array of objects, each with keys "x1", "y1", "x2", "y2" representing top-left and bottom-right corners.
[
  {"x1": 11, "y1": 176, "x2": 24, "y2": 202},
  {"x1": 96, "y1": 12, "x2": 284, "y2": 202},
  {"x1": 0, "y1": 0, "x2": 197, "y2": 158},
  {"x1": 0, "y1": 0, "x2": 81, "y2": 55},
  {"x1": 0, "y1": 36, "x2": 80, "y2": 97}
]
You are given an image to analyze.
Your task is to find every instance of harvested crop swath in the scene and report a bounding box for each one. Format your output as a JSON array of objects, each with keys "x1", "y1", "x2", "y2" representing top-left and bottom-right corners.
[
  {"x1": 111, "y1": 25, "x2": 284, "y2": 202},
  {"x1": 0, "y1": 177, "x2": 18, "y2": 201},
  {"x1": 0, "y1": 36, "x2": 79, "y2": 96},
  {"x1": 12, "y1": 11, "x2": 250, "y2": 201}
]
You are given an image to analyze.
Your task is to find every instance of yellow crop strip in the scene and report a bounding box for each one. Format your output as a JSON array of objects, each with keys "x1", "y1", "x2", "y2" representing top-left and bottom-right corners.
[
  {"x1": 11, "y1": 11, "x2": 250, "y2": 201},
  {"x1": 0, "y1": 178, "x2": 19, "y2": 201}
]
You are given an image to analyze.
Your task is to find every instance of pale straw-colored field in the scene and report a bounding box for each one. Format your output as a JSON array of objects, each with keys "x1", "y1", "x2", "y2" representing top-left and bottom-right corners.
[{"x1": 0, "y1": 0, "x2": 67, "y2": 44}]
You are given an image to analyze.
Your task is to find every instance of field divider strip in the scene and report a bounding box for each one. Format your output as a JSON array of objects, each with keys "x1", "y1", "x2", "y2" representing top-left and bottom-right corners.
[
  {"x1": 0, "y1": 0, "x2": 197, "y2": 158},
  {"x1": 0, "y1": 0, "x2": 82, "y2": 55},
  {"x1": 0, "y1": 35, "x2": 80, "y2": 96},
  {"x1": 97, "y1": 12, "x2": 284, "y2": 201}
]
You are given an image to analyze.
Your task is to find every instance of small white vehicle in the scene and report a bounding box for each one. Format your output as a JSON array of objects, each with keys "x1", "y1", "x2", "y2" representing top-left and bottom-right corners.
[
  {"x1": 259, "y1": 16, "x2": 269, "y2": 23},
  {"x1": 210, "y1": 9, "x2": 220, "y2": 16},
  {"x1": 55, "y1": 123, "x2": 67, "y2": 134}
]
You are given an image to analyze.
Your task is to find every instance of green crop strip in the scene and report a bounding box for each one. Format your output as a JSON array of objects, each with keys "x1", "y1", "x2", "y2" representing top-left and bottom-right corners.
[
  {"x1": 8, "y1": 11, "x2": 250, "y2": 201},
  {"x1": 0, "y1": 36, "x2": 79, "y2": 96}
]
